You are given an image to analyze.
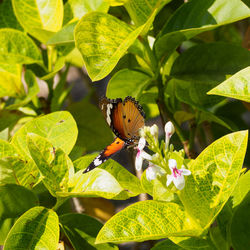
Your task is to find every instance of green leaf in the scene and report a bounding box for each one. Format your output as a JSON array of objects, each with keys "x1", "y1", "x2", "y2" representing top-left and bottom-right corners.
[
  {"x1": 208, "y1": 66, "x2": 250, "y2": 103},
  {"x1": 75, "y1": 11, "x2": 152, "y2": 81},
  {"x1": 152, "y1": 239, "x2": 183, "y2": 250},
  {"x1": 0, "y1": 29, "x2": 42, "y2": 65},
  {"x1": 68, "y1": 99, "x2": 113, "y2": 152},
  {"x1": 60, "y1": 213, "x2": 118, "y2": 250},
  {"x1": 0, "y1": 63, "x2": 24, "y2": 98},
  {"x1": 6, "y1": 70, "x2": 40, "y2": 110},
  {"x1": 4, "y1": 206, "x2": 59, "y2": 250},
  {"x1": 180, "y1": 131, "x2": 248, "y2": 230},
  {"x1": 104, "y1": 0, "x2": 128, "y2": 6},
  {"x1": 47, "y1": 21, "x2": 78, "y2": 45},
  {"x1": 74, "y1": 154, "x2": 143, "y2": 197},
  {"x1": 0, "y1": 0, "x2": 23, "y2": 30},
  {"x1": 0, "y1": 110, "x2": 23, "y2": 133},
  {"x1": 27, "y1": 133, "x2": 73, "y2": 196},
  {"x1": 171, "y1": 43, "x2": 250, "y2": 82},
  {"x1": 230, "y1": 192, "x2": 250, "y2": 250},
  {"x1": 231, "y1": 170, "x2": 250, "y2": 208},
  {"x1": 12, "y1": 0, "x2": 63, "y2": 43},
  {"x1": 154, "y1": 0, "x2": 250, "y2": 61},
  {"x1": 64, "y1": 0, "x2": 109, "y2": 24},
  {"x1": 0, "y1": 184, "x2": 38, "y2": 244},
  {"x1": 96, "y1": 200, "x2": 201, "y2": 243},
  {"x1": 106, "y1": 69, "x2": 151, "y2": 99},
  {"x1": 125, "y1": 0, "x2": 171, "y2": 26},
  {"x1": 0, "y1": 139, "x2": 18, "y2": 158},
  {"x1": 11, "y1": 111, "x2": 78, "y2": 159},
  {"x1": 0, "y1": 157, "x2": 39, "y2": 188}
]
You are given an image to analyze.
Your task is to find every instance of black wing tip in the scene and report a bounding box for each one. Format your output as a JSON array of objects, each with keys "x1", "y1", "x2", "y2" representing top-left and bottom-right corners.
[{"x1": 99, "y1": 96, "x2": 122, "y2": 104}]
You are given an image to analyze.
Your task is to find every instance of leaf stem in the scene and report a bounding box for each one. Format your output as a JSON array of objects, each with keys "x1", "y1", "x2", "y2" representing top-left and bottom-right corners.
[{"x1": 52, "y1": 197, "x2": 68, "y2": 211}]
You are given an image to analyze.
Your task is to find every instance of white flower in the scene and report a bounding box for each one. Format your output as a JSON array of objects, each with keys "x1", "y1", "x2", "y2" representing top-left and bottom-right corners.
[
  {"x1": 146, "y1": 164, "x2": 164, "y2": 181},
  {"x1": 135, "y1": 137, "x2": 152, "y2": 171},
  {"x1": 150, "y1": 124, "x2": 158, "y2": 141},
  {"x1": 165, "y1": 121, "x2": 175, "y2": 148},
  {"x1": 166, "y1": 159, "x2": 191, "y2": 190}
]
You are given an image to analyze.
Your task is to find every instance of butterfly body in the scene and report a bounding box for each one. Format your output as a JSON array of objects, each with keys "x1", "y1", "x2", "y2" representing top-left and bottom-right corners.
[{"x1": 83, "y1": 96, "x2": 145, "y2": 173}]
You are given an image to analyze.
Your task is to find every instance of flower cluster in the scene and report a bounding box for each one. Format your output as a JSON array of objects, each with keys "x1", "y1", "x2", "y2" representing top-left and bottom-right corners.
[{"x1": 135, "y1": 121, "x2": 191, "y2": 191}]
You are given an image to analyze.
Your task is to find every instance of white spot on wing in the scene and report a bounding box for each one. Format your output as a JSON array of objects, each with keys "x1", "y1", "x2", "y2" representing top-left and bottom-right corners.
[
  {"x1": 106, "y1": 103, "x2": 113, "y2": 125},
  {"x1": 94, "y1": 156, "x2": 102, "y2": 166}
]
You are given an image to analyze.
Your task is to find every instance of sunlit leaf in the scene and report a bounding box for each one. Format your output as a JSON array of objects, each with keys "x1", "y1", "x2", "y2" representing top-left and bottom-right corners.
[
  {"x1": 12, "y1": 0, "x2": 64, "y2": 43},
  {"x1": 0, "y1": 29, "x2": 42, "y2": 65},
  {"x1": 27, "y1": 134, "x2": 74, "y2": 196},
  {"x1": 75, "y1": 11, "x2": 154, "y2": 81},
  {"x1": 180, "y1": 131, "x2": 248, "y2": 229},
  {"x1": 208, "y1": 66, "x2": 250, "y2": 103},
  {"x1": 11, "y1": 111, "x2": 78, "y2": 159},
  {"x1": 6, "y1": 70, "x2": 40, "y2": 110},
  {"x1": 4, "y1": 206, "x2": 59, "y2": 250},
  {"x1": 0, "y1": 63, "x2": 23, "y2": 98},
  {"x1": 125, "y1": 0, "x2": 171, "y2": 26},
  {"x1": 96, "y1": 200, "x2": 201, "y2": 243},
  {"x1": 64, "y1": 0, "x2": 109, "y2": 24}
]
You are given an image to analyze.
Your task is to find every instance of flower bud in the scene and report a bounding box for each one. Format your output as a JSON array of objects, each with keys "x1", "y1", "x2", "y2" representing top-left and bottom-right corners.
[
  {"x1": 150, "y1": 124, "x2": 159, "y2": 141},
  {"x1": 165, "y1": 121, "x2": 175, "y2": 149}
]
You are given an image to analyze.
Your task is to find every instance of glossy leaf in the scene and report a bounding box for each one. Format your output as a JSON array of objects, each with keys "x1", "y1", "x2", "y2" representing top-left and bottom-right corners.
[
  {"x1": 106, "y1": 69, "x2": 151, "y2": 99},
  {"x1": 12, "y1": 0, "x2": 63, "y2": 43},
  {"x1": 6, "y1": 70, "x2": 40, "y2": 110},
  {"x1": 47, "y1": 21, "x2": 78, "y2": 45},
  {"x1": 11, "y1": 111, "x2": 78, "y2": 159},
  {"x1": 0, "y1": 29, "x2": 42, "y2": 65},
  {"x1": 0, "y1": 63, "x2": 23, "y2": 98},
  {"x1": 0, "y1": 157, "x2": 39, "y2": 189},
  {"x1": 104, "y1": 0, "x2": 128, "y2": 6},
  {"x1": 155, "y1": 0, "x2": 250, "y2": 61},
  {"x1": 64, "y1": 0, "x2": 109, "y2": 24},
  {"x1": 68, "y1": 99, "x2": 113, "y2": 152},
  {"x1": 96, "y1": 200, "x2": 201, "y2": 243},
  {"x1": 0, "y1": 139, "x2": 18, "y2": 159},
  {"x1": 152, "y1": 239, "x2": 183, "y2": 250},
  {"x1": 27, "y1": 134, "x2": 73, "y2": 196},
  {"x1": 4, "y1": 206, "x2": 59, "y2": 250},
  {"x1": 170, "y1": 43, "x2": 250, "y2": 82},
  {"x1": 60, "y1": 213, "x2": 118, "y2": 250},
  {"x1": 180, "y1": 131, "x2": 248, "y2": 229},
  {"x1": 59, "y1": 155, "x2": 142, "y2": 200},
  {"x1": 75, "y1": 11, "x2": 153, "y2": 81},
  {"x1": 230, "y1": 192, "x2": 250, "y2": 250},
  {"x1": 231, "y1": 170, "x2": 250, "y2": 208},
  {"x1": 208, "y1": 66, "x2": 250, "y2": 103},
  {"x1": 0, "y1": 184, "x2": 38, "y2": 244},
  {"x1": 0, "y1": 0, "x2": 23, "y2": 30},
  {"x1": 125, "y1": 0, "x2": 171, "y2": 26},
  {"x1": 74, "y1": 154, "x2": 143, "y2": 197}
]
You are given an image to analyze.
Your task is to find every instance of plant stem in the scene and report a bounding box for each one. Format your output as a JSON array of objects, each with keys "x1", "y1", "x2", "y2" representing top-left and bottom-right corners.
[{"x1": 52, "y1": 197, "x2": 68, "y2": 211}]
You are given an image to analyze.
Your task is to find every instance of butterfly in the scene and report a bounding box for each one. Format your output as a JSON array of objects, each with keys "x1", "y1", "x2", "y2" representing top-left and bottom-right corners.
[{"x1": 83, "y1": 96, "x2": 145, "y2": 173}]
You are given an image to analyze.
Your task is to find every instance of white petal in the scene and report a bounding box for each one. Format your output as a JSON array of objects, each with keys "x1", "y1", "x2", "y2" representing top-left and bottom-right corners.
[
  {"x1": 146, "y1": 167, "x2": 157, "y2": 181},
  {"x1": 166, "y1": 174, "x2": 174, "y2": 186},
  {"x1": 182, "y1": 168, "x2": 191, "y2": 176},
  {"x1": 168, "y1": 159, "x2": 177, "y2": 170},
  {"x1": 173, "y1": 175, "x2": 185, "y2": 190},
  {"x1": 140, "y1": 151, "x2": 152, "y2": 160},
  {"x1": 135, "y1": 156, "x2": 143, "y2": 171},
  {"x1": 138, "y1": 137, "x2": 146, "y2": 150}
]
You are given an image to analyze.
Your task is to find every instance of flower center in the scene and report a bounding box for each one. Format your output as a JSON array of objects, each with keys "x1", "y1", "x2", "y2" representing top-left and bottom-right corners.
[{"x1": 173, "y1": 167, "x2": 182, "y2": 178}]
